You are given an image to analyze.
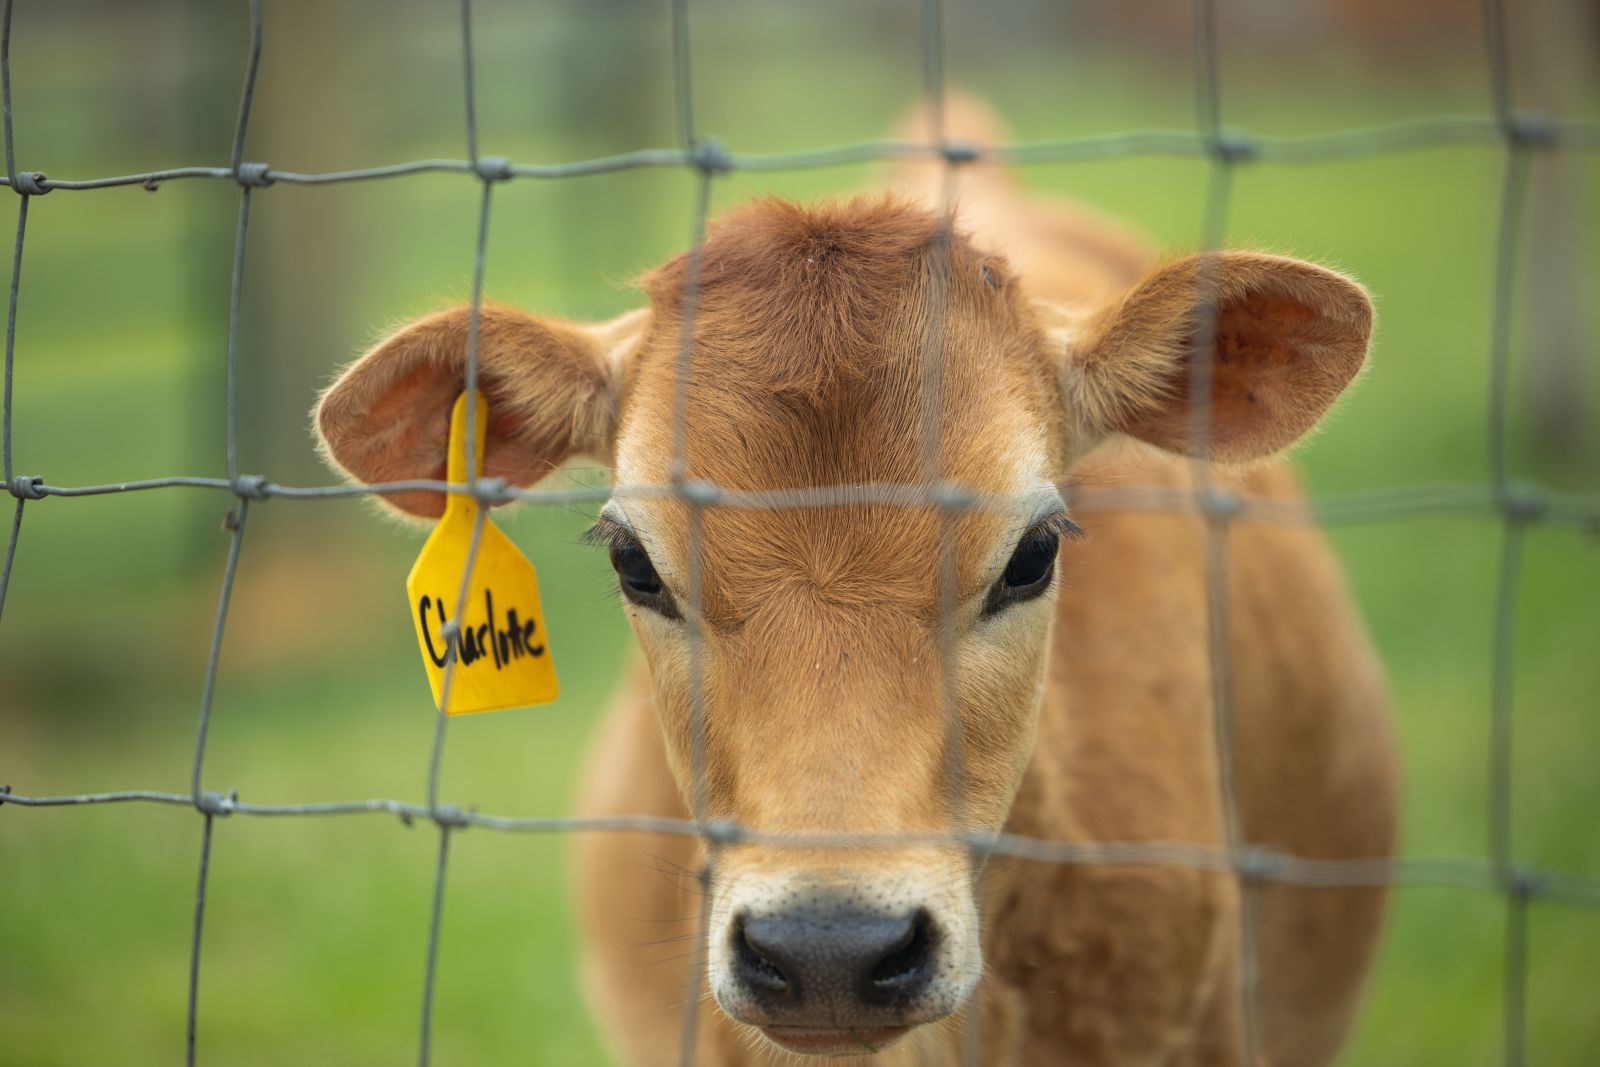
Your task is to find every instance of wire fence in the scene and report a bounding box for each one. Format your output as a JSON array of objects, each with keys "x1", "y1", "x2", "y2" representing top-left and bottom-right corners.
[{"x1": 2, "y1": 0, "x2": 1598, "y2": 1065}]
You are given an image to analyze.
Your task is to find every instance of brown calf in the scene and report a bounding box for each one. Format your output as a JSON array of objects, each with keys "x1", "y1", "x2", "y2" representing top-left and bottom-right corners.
[{"x1": 316, "y1": 102, "x2": 1396, "y2": 1065}]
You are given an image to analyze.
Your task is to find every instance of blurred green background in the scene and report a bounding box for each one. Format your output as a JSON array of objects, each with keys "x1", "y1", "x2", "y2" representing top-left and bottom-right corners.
[{"x1": 2, "y1": 1, "x2": 1598, "y2": 1064}]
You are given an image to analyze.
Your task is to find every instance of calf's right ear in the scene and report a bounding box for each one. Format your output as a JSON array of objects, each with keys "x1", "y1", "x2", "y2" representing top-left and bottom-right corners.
[{"x1": 315, "y1": 304, "x2": 648, "y2": 519}]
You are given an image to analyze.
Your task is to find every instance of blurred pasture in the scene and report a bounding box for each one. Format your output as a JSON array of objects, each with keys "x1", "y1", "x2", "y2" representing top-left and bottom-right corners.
[{"x1": 1, "y1": 1, "x2": 1598, "y2": 1064}]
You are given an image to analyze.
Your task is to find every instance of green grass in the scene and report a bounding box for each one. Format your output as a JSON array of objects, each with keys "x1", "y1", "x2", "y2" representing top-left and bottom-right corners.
[{"x1": 3, "y1": 4, "x2": 1599, "y2": 1064}]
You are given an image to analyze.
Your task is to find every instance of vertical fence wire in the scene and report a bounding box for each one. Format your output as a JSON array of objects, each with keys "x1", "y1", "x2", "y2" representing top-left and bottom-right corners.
[
  {"x1": 415, "y1": 3, "x2": 498, "y2": 1062},
  {"x1": 0, "y1": 0, "x2": 18, "y2": 489},
  {"x1": 3, "y1": 0, "x2": 1600, "y2": 1064},
  {"x1": 0, "y1": 199, "x2": 25, "y2": 624},
  {"x1": 183, "y1": 0, "x2": 267, "y2": 1057},
  {"x1": 1503, "y1": 875, "x2": 1532, "y2": 1067},
  {"x1": 1479, "y1": 1, "x2": 1536, "y2": 1063},
  {"x1": 666, "y1": 4, "x2": 718, "y2": 1063},
  {"x1": 915, "y1": 0, "x2": 969, "y2": 837},
  {"x1": 671, "y1": 0, "x2": 695, "y2": 152},
  {"x1": 0, "y1": 0, "x2": 15, "y2": 190},
  {"x1": 669, "y1": 195, "x2": 713, "y2": 1064},
  {"x1": 0, "y1": 494, "x2": 19, "y2": 623},
  {"x1": 225, "y1": 0, "x2": 262, "y2": 485},
  {"x1": 417, "y1": 820, "x2": 455, "y2": 1067},
  {"x1": 222, "y1": 185, "x2": 254, "y2": 489},
  {"x1": 185, "y1": 811, "x2": 216, "y2": 1066},
  {"x1": 910, "y1": 5, "x2": 988, "y2": 1063},
  {"x1": 1187, "y1": 0, "x2": 1264, "y2": 1063},
  {"x1": 183, "y1": 494, "x2": 250, "y2": 1066},
  {"x1": 0, "y1": 0, "x2": 29, "y2": 624}
]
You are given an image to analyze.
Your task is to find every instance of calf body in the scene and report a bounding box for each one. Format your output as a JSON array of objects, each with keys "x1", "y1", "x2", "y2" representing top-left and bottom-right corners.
[{"x1": 317, "y1": 102, "x2": 1395, "y2": 1065}]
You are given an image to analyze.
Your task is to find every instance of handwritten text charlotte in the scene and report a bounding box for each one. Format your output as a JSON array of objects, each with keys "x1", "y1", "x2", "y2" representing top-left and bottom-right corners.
[{"x1": 417, "y1": 589, "x2": 545, "y2": 670}]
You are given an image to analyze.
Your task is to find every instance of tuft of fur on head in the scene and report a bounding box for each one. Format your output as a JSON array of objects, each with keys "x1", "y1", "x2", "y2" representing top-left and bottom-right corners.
[{"x1": 642, "y1": 195, "x2": 995, "y2": 409}]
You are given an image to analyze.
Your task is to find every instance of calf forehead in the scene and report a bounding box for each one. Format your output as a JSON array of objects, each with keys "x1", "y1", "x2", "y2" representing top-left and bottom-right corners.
[
  {"x1": 615, "y1": 198, "x2": 1059, "y2": 625},
  {"x1": 635, "y1": 197, "x2": 1055, "y2": 483}
]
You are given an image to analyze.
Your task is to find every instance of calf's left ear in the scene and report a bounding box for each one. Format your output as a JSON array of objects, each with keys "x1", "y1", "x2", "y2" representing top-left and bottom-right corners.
[{"x1": 1045, "y1": 251, "x2": 1373, "y2": 461}]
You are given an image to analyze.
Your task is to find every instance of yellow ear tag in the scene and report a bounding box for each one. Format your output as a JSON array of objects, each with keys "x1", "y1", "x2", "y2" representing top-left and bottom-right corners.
[{"x1": 406, "y1": 391, "x2": 559, "y2": 715}]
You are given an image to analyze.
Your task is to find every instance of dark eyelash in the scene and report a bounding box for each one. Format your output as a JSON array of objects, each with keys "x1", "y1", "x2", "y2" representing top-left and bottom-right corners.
[
  {"x1": 1032, "y1": 511, "x2": 1087, "y2": 543},
  {"x1": 583, "y1": 511, "x2": 1082, "y2": 552},
  {"x1": 581, "y1": 515, "x2": 637, "y2": 550}
]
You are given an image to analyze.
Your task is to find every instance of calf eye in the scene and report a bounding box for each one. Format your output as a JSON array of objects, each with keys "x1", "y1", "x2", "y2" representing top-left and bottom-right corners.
[
  {"x1": 982, "y1": 515, "x2": 1080, "y2": 617},
  {"x1": 587, "y1": 513, "x2": 681, "y2": 621},
  {"x1": 609, "y1": 539, "x2": 680, "y2": 619}
]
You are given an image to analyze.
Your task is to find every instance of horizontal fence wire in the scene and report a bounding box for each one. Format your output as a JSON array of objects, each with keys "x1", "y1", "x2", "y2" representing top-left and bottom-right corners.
[
  {"x1": 7, "y1": 786, "x2": 1600, "y2": 903},
  {"x1": 1, "y1": 0, "x2": 1597, "y2": 1064},
  {"x1": 4, "y1": 116, "x2": 1598, "y2": 194}
]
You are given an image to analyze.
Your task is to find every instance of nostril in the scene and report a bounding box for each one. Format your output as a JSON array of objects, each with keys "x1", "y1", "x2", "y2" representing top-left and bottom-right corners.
[
  {"x1": 731, "y1": 904, "x2": 939, "y2": 1014},
  {"x1": 732, "y1": 914, "x2": 791, "y2": 996},
  {"x1": 867, "y1": 908, "x2": 937, "y2": 997}
]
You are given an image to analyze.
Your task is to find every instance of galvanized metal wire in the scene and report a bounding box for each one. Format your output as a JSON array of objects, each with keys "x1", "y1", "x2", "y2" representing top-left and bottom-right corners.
[{"x1": 2, "y1": 0, "x2": 1598, "y2": 1064}]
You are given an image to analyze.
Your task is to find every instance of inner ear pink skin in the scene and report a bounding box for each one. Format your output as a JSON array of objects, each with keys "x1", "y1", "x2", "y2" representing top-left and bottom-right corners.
[
  {"x1": 1068, "y1": 252, "x2": 1373, "y2": 463},
  {"x1": 1127, "y1": 288, "x2": 1357, "y2": 460},
  {"x1": 315, "y1": 304, "x2": 628, "y2": 519}
]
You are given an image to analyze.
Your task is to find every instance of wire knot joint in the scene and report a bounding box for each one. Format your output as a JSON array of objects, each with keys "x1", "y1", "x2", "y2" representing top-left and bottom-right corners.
[
  {"x1": 1200, "y1": 486, "x2": 1243, "y2": 521},
  {"x1": 234, "y1": 162, "x2": 275, "y2": 188},
  {"x1": 932, "y1": 482, "x2": 977, "y2": 511},
  {"x1": 1233, "y1": 845, "x2": 1282, "y2": 884},
  {"x1": 690, "y1": 138, "x2": 734, "y2": 175},
  {"x1": 1503, "y1": 864, "x2": 1546, "y2": 902},
  {"x1": 940, "y1": 139, "x2": 980, "y2": 165},
  {"x1": 470, "y1": 476, "x2": 513, "y2": 506},
  {"x1": 1498, "y1": 483, "x2": 1546, "y2": 523},
  {"x1": 675, "y1": 478, "x2": 723, "y2": 506},
  {"x1": 8, "y1": 474, "x2": 45, "y2": 500},
  {"x1": 430, "y1": 803, "x2": 470, "y2": 829},
  {"x1": 10, "y1": 171, "x2": 49, "y2": 196},
  {"x1": 475, "y1": 155, "x2": 513, "y2": 182},
  {"x1": 195, "y1": 789, "x2": 238, "y2": 816},
  {"x1": 1208, "y1": 130, "x2": 1259, "y2": 164},
  {"x1": 1506, "y1": 111, "x2": 1558, "y2": 149},
  {"x1": 962, "y1": 829, "x2": 1002, "y2": 855},
  {"x1": 232, "y1": 474, "x2": 269, "y2": 500}
]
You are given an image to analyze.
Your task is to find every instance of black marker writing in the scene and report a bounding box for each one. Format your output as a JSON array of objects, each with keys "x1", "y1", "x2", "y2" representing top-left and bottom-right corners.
[{"x1": 418, "y1": 589, "x2": 544, "y2": 671}]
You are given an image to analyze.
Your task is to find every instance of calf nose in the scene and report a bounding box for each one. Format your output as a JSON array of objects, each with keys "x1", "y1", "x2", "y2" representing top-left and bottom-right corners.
[{"x1": 732, "y1": 905, "x2": 938, "y2": 1013}]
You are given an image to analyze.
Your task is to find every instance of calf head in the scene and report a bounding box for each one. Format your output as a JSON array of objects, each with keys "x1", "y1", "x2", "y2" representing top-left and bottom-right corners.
[{"x1": 317, "y1": 197, "x2": 1371, "y2": 1056}]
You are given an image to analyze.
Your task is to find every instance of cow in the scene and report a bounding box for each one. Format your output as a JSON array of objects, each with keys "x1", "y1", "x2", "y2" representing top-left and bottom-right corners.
[{"x1": 315, "y1": 99, "x2": 1396, "y2": 1066}]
